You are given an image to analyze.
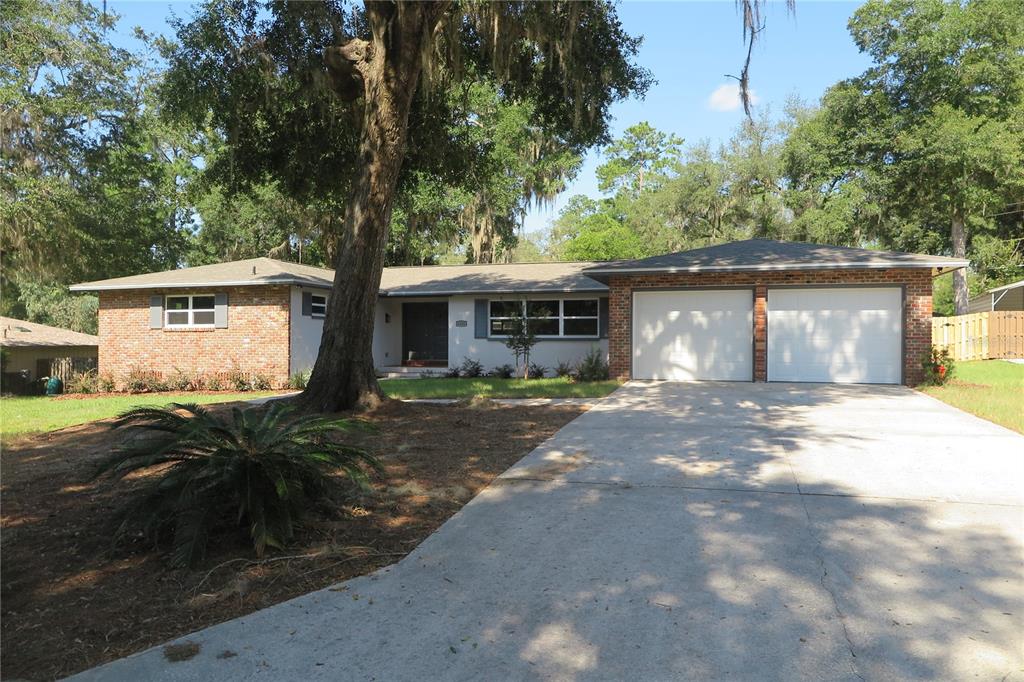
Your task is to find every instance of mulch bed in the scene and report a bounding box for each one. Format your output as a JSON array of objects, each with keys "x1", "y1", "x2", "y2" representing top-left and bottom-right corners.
[{"x1": 0, "y1": 398, "x2": 584, "y2": 681}]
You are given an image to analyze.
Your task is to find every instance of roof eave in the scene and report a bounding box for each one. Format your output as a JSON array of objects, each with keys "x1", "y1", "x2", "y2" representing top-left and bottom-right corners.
[
  {"x1": 0, "y1": 341, "x2": 98, "y2": 348},
  {"x1": 585, "y1": 260, "x2": 971, "y2": 277},
  {"x1": 69, "y1": 278, "x2": 333, "y2": 292},
  {"x1": 379, "y1": 286, "x2": 609, "y2": 297}
]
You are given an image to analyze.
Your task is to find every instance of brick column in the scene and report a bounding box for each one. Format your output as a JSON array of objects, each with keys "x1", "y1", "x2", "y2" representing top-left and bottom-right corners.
[
  {"x1": 753, "y1": 285, "x2": 767, "y2": 381},
  {"x1": 608, "y1": 276, "x2": 632, "y2": 380},
  {"x1": 903, "y1": 272, "x2": 933, "y2": 385}
]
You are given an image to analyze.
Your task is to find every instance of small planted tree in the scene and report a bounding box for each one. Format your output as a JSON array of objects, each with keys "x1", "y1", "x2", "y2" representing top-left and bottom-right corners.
[
  {"x1": 504, "y1": 304, "x2": 538, "y2": 379},
  {"x1": 95, "y1": 401, "x2": 380, "y2": 567}
]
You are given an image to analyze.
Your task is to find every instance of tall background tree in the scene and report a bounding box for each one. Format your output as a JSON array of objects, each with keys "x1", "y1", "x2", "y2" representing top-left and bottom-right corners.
[
  {"x1": 796, "y1": 0, "x2": 1024, "y2": 313},
  {"x1": 1, "y1": 0, "x2": 194, "y2": 332}
]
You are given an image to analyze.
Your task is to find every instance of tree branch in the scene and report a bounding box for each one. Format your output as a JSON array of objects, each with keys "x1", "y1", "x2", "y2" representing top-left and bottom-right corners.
[{"x1": 324, "y1": 38, "x2": 372, "y2": 101}]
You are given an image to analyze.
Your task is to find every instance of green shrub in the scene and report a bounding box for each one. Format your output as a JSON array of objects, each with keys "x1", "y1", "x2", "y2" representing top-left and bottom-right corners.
[
  {"x1": 95, "y1": 401, "x2": 380, "y2": 567},
  {"x1": 490, "y1": 364, "x2": 515, "y2": 379},
  {"x1": 250, "y1": 373, "x2": 272, "y2": 391},
  {"x1": 206, "y1": 374, "x2": 225, "y2": 391},
  {"x1": 168, "y1": 369, "x2": 201, "y2": 392},
  {"x1": 288, "y1": 370, "x2": 310, "y2": 389},
  {"x1": 66, "y1": 370, "x2": 99, "y2": 394},
  {"x1": 444, "y1": 366, "x2": 462, "y2": 378},
  {"x1": 227, "y1": 369, "x2": 251, "y2": 392},
  {"x1": 124, "y1": 368, "x2": 167, "y2": 393},
  {"x1": 575, "y1": 348, "x2": 609, "y2": 382},
  {"x1": 460, "y1": 357, "x2": 485, "y2": 378},
  {"x1": 97, "y1": 373, "x2": 116, "y2": 393},
  {"x1": 554, "y1": 361, "x2": 575, "y2": 379},
  {"x1": 528, "y1": 362, "x2": 547, "y2": 379},
  {"x1": 922, "y1": 346, "x2": 955, "y2": 385}
]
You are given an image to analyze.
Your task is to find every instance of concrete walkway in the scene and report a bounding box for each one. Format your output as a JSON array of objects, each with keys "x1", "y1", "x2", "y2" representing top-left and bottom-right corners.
[{"x1": 74, "y1": 382, "x2": 1024, "y2": 681}]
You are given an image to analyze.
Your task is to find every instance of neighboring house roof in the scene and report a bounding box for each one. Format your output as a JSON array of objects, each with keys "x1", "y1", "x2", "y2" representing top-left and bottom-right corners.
[
  {"x1": 379, "y1": 262, "x2": 605, "y2": 296},
  {"x1": 69, "y1": 257, "x2": 334, "y2": 292},
  {"x1": 0, "y1": 317, "x2": 99, "y2": 348},
  {"x1": 70, "y1": 258, "x2": 608, "y2": 296},
  {"x1": 985, "y1": 279, "x2": 1024, "y2": 294},
  {"x1": 967, "y1": 278, "x2": 1024, "y2": 313},
  {"x1": 584, "y1": 239, "x2": 970, "y2": 280}
]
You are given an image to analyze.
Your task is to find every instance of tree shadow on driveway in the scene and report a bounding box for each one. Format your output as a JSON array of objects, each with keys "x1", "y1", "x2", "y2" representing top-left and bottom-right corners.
[{"x1": 69, "y1": 382, "x2": 1024, "y2": 681}]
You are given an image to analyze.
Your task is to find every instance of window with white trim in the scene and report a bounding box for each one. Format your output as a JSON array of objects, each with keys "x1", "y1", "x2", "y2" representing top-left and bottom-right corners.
[
  {"x1": 165, "y1": 294, "x2": 216, "y2": 328},
  {"x1": 488, "y1": 299, "x2": 599, "y2": 338},
  {"x1": 310, "y1": 294, "x2": 327, "y2": 318}
]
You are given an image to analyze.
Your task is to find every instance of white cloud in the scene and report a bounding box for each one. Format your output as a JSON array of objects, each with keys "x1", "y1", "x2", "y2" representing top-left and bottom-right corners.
[{"x1": 707, "y1": 83, "x2": 759, "y2": 112}]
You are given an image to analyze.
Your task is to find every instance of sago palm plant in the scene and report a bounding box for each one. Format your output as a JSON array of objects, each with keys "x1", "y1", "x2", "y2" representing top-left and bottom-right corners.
[{"x1": 95, "y1": 401, "x2": 380, "y2": 567}]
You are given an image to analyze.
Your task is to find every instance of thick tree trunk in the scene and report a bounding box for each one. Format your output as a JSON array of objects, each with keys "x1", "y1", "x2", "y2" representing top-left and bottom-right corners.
[
  {"x1": 952, "y1": 207, "x2": 968, "y2": 315},
  {"x1": 300, "y1": 3, "x2": 447, "y2": 413}
]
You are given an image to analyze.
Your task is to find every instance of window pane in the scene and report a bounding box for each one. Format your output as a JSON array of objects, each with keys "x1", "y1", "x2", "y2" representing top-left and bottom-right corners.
[
  {"x1": 490, "y1": 300, "x2": 520, "y2": 317},
  {"x1": 526, "y1": 300, "x2": 559, "y2": 318},
  {"x1": 167, "y1": 311, "x2": 189, "y2": 325},
  {"x1": 167, "y1": 296, "x2": 189, "y2": 311},
  {"x1": 193, "y1": 310, "x2": 215, "y2": 325},
  {"x1": 563, "y1": 299, "x2": 598, "y2": 317},
  {"x1": 564, "y1": 318, "x2": 598, "y2": 336},
  {"x1": 311, "y1": 295, "x2": 326, "y2": 306},
  {"x1": 192, "y1": 295, "x2": 216, "y2": 310},
  {"x1": 311, "y1": 305, "x2": 326, "y2": 316},
  {"x1": 490, "y1": 319, "x2": 517, "y2": 335},
  {"x1": 529, "y1": 319, "x2": 559, "y2": 336}
]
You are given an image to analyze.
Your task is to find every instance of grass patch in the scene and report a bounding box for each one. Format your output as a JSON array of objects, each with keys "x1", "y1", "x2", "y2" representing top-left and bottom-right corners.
[
  {"x1": 920, "y1": 360, "x2": 1024, "y2": 434},
  {"x1": 0, "y1": 392, "x2": 279, "y2": 438},
  {"x1": 380, "y1": 377, "x2": 621, "y2": 400}
]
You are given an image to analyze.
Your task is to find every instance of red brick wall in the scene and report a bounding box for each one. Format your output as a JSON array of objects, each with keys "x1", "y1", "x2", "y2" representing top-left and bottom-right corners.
[
  {"x1": 608, "y1": 268, "x2": 933, "y2": 386},
  {"x1": 98, "y1": 286, "x2": 291, "y2": 388}
]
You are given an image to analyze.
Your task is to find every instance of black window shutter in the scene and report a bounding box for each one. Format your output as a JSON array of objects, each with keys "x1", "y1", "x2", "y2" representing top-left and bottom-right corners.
[
  {"x1": 474, "y1": 299, "x2": 488, "y2": 338},
  {"x1": 599, "y1": 297, "x2": 610, "y2": 339},
  {"x1": 302, "y1": 291, "x2": 312, "y2": 316}
]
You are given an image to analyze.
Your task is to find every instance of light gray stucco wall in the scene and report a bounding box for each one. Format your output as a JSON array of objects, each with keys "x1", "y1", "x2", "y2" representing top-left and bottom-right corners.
[
  {"x1": 289, "y1": 286, "x2": 326, "y2": 376},
  {"x1": 303, "y1": 293, "x2": 609, "y2": 375}
]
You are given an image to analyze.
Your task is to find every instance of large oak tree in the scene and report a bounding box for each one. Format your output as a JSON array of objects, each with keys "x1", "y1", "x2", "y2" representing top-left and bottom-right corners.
[{"x1": 165, "y1": 1, "x2": 651, "y2": 411}]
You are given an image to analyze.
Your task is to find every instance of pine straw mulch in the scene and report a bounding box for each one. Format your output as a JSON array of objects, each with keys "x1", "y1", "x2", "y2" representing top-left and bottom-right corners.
[{"x1": 0, "y1": 398, "x2": 585, "y2": 681}]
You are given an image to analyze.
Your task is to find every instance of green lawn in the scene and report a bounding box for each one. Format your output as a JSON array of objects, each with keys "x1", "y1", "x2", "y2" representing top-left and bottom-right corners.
[
  {"x1": 380, "y1": 377, "x2": 621, "y2": 400},
  {"x1": 0, "y1": 392, "x2": 278, "y2": 438},
  {"x1": 920, "y1": 360, "x2": 1024, "y2": 434}
]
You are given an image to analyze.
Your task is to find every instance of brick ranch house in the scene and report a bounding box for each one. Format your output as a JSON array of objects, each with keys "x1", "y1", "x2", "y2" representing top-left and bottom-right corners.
[{"x1": 71, "y1": 239, "x2": 968, "y2": 388}]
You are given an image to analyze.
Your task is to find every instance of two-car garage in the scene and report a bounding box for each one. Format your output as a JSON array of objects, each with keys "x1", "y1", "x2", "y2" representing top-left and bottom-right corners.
[
  {"x1": 588, "y1": 240, "x2": 968, "y2": 387},
  {"x1": 632, "y1": 286, "x2": 903, "y2": 384}
]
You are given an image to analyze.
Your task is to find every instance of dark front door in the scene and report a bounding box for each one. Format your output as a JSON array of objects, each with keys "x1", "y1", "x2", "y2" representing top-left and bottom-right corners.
[{"x1": 402, "y1": 302, "x2": 448, "y2": 365}]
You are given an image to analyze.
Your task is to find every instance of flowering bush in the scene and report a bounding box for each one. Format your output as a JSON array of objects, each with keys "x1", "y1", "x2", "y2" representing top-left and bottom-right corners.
[{"x1": 922, "y1": 346, "x2": 955, "y2": 386}]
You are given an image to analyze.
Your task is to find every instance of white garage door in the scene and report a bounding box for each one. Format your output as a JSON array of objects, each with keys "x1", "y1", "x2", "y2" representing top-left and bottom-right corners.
[
  {"x1": 633, "y1": 290, "x2": 753, "y2": 381},
  {"x1": 767, "y1": 287, "x2": 902, "y2": 384}
]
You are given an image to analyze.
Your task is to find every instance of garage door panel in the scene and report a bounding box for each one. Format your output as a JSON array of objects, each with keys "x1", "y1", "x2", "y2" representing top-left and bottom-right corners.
[
  {"x1": 634, "y1": 290, "x2": 753, "y2": 381},
  {"x1": 768, "y1": 288, "x2": 901, "y2": 384}
]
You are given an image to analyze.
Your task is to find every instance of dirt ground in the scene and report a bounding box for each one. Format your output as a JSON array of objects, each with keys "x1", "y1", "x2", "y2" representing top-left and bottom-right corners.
[{"x1": 0, "y1": 398, "x2": 584, "y2": 680}]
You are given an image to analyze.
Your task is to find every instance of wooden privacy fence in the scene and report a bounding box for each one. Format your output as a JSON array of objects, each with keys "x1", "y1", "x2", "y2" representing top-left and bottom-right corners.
[
  {"x1": 932, "y1": 312, "x2": 1024, "y2": 361},
  {"x1": 48, "y1": 356, "x2": 98, "y2": 384}
]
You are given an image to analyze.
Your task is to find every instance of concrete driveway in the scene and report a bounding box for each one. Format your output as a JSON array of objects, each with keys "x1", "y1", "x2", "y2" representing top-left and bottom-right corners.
[{"x1": 74, "y1": 382, "x2": 1024, "y2": 681}]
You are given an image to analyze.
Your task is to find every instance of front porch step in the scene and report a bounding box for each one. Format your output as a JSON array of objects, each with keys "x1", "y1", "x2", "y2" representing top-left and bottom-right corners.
[{"x1": 377, "y1": 366, "x2": 448, "y2": 379}]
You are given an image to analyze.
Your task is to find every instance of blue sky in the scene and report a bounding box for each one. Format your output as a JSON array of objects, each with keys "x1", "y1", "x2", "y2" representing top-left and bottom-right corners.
[{"x1": 106, "y1": 0, "x2": 872, "y2": 234}]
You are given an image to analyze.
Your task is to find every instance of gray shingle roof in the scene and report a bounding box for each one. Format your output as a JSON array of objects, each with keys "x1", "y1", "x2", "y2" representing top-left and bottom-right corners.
[
  {"x1": 584, "y1": 239, "x2": 970, "y2": 279},
  {"x1": 70, "y1": 258, "x2": 607, "y2": 295},
  {"x1": 70, "y1": 258, "x2": 334, "y2": 291},
  {"x1": 379, "y1": 262, "x2": 605, "y2": 296},
  {"x1": 0, "y1": 317, "x2": 99, "y2": 348}
]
